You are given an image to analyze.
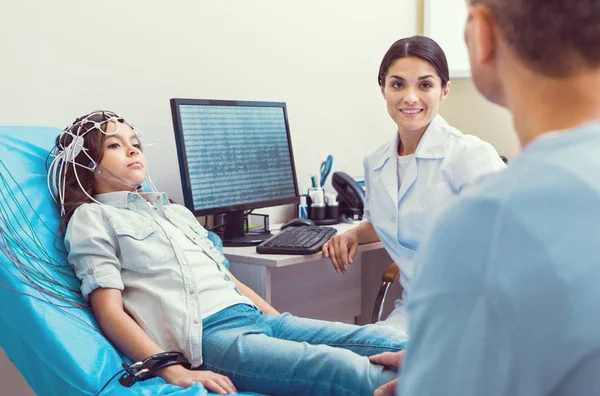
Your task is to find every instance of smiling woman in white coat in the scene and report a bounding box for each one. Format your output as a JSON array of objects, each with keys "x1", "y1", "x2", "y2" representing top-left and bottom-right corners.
[{"x1": 322, "y1": 36, "x2": 506, "y2": 332}]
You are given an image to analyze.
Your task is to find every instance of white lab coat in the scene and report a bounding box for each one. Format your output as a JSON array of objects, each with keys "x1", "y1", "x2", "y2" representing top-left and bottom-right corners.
[{"x1": 363, "y1": 115, "x2": 506, "y2": 327}]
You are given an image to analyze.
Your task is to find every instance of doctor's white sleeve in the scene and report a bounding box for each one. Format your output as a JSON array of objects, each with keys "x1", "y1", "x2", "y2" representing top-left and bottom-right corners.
[{"x1": 446, "y1": 139, "x2": 506, "y2": 193}]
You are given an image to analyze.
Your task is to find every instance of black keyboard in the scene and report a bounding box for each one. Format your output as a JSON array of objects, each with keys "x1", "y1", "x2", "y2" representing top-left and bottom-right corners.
[{"x1": 256, "y1": 226, "x2": 337, "y2": 255}]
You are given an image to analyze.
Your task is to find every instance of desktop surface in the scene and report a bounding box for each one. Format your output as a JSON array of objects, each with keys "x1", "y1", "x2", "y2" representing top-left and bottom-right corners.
[{"x1": 222, "y1": 222, "x2": 384, "y2": 267}]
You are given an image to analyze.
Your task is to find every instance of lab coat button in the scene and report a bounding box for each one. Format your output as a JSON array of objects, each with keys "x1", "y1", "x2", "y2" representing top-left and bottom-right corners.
[
  {"x1": 193, "y1": 319, "x2": 199, "y2": 324},
  {"x1": 390, "y1": 216, "x2": 396, "y2": 222}
]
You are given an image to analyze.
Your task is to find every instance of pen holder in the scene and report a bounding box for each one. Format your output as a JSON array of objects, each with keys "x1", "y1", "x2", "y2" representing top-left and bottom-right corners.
[
  {"x1": 326, "y1": 203, "x2": 339, "y2": 219},
  {"x1": 309, "y1": 204, "x2": 326, "y2": 220},
  {"x1": 306, "y1": 195, "x2": 340, "y2": 225},
  {"x1": 307, "y1": 187, "x2": 325, "y2": 205}
]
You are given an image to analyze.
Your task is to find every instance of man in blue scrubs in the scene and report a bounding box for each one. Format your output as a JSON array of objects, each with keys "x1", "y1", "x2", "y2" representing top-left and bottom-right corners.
[{"x1": 370, "y1": 0, "x2": 600, "y2": 394}]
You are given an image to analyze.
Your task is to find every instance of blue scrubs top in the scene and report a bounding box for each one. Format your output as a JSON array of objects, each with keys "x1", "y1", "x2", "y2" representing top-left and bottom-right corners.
[{"x1": 398, "y1": 123, "x2": 600, "y2": 396}]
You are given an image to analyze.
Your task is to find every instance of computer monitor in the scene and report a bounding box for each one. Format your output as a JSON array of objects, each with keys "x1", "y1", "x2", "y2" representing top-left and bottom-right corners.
[{"x1": 170, "y1": 98, "x2": 300, "y2": 246}]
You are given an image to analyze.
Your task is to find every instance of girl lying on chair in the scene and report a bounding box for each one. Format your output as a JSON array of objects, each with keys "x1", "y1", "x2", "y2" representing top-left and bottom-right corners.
[{"x1": 48, "y1": 110, "x2": 408, "y2": 396}]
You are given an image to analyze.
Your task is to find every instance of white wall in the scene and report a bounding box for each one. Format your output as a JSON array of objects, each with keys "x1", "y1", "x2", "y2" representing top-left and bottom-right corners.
[
  {"x1": 0, "y1": 0, "x2": 417, "y2": 393},
  {"x1": 0, "y1": 0, "x2": 418, "y2": 221}
]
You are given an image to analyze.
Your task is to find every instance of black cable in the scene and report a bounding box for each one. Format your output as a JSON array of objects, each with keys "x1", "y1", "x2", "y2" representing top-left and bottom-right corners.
[
  {"x1": 97, "y1": 368, "x2": 126, "y2": 395},
  {"x1": 208, "y1": 223, "x2": 227, "y2": 231}
]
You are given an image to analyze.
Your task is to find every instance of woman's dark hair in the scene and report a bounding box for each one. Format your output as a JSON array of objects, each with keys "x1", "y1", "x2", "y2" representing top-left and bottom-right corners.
[
  {"x1": 50, "y1": 112, "x2": 115, "y2": 233},
  {"x1": 378, "y1": 35, "x2": 450, "y2": 88}
]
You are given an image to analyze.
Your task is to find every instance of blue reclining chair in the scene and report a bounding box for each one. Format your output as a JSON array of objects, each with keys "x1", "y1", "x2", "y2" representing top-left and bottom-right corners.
[{"x1": 0, "y1": 126, "x2": 262, "y2": 396}]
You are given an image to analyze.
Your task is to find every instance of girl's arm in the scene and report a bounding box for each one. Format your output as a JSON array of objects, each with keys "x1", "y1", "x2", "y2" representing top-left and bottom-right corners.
[
  {"x1": 227, "y1": 272, "x2": 280, "y2": 315},
  {"x1": 89, "y1": 288, "x2": 237, "y2": 395}
]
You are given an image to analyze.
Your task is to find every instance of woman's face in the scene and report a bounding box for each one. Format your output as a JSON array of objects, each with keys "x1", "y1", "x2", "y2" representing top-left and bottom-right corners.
[
  {"x1": 94, "y1": 121, "x2": 147, "y2": 194},
  {"x1": 381, "y1": 57, "x2": 450, "y2": 135}
]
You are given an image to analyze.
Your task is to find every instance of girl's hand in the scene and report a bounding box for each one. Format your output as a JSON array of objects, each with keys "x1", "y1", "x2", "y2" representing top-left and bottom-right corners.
[
  {"x1": 157, "y1": 364, "x2": 237, "y2": 394},
  {"x1": 322, "y1": 230, "x2": 359, "y2": 273}
]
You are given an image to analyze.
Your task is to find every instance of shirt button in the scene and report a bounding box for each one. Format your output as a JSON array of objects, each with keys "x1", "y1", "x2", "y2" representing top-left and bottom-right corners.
[
  {"x1": 390, "y1": 216, "x2": 396, "y2": 222},
  {"x1": 87, "y1": 269, "x2": 94, "y2": 275},
  {"x1": 189, "y1": 290, "x2": 195, "y2": 294},
  {"x1": 132, "y1": 194, "x2": 138, "y2": 199}
]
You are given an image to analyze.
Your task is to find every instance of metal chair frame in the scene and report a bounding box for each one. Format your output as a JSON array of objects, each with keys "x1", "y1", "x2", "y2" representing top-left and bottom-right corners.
[{"x1": 371, "y1": 262, "x2": 401, "y2": 323}]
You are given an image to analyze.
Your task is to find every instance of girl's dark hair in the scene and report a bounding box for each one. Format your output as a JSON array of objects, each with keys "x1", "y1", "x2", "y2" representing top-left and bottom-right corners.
[
  {"x1": 378, "y1": 35, "x2": 450, "y2": 88},
  {"x1": 50, "y1": 112, "x2": 115, "y2": 233}
]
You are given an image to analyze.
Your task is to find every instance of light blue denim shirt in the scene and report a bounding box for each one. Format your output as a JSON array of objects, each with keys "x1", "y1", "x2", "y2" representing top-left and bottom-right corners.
[
  {"x1": 64, "y1": 191, "x2": 251, "y2": 367},
  {"x1": 398, "y1": 123, "x2": 600, "y2": 395}
]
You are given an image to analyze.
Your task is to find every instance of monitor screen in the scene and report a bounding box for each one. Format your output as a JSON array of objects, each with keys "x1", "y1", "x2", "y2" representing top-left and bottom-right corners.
[{"x1": 170, "y1": 99, "x2": 300, "y2": 217}]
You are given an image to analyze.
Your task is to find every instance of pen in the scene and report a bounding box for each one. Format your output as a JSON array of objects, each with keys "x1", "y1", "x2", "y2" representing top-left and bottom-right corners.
[{"x1": 311, "y1": 174, "x2": 317, "y2": 188}]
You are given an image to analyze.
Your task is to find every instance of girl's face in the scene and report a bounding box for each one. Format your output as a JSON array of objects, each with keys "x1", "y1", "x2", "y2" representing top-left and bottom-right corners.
[
  {"x1": 381, "y1": 56, "x2": 450, "y2": 136},
  {"x1": 94, "y1": 121, "x2": 147, "y2": 194}
]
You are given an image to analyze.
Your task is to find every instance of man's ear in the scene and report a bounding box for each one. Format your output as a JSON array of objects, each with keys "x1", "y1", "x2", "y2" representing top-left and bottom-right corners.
[{"x1": 468, "y1": 5, "x2": 498, "y2": 67}]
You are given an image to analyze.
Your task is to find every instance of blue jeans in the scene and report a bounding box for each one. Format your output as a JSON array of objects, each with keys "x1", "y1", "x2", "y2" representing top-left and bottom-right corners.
[{"x1": 201, "y1": 304, "x2": 408, "y2": 396}]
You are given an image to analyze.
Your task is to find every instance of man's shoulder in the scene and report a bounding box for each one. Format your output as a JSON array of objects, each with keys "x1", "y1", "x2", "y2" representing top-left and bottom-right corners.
[{"x1": 464, "y1": 147, "x2": 600, "y2": 211}]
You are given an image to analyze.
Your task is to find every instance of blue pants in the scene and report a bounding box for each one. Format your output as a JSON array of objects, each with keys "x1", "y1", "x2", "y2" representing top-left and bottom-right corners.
[{"x1": 201, "y1": 304, "x2": 408, "y2": 396}]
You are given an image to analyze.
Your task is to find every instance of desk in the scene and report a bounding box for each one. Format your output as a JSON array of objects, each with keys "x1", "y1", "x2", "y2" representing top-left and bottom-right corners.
[{"x1": 224, "y1": 223, "x2": 403, "y2": 324}]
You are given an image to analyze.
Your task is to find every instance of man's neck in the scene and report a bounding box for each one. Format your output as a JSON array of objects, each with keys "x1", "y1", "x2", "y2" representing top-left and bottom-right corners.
[{"x1": 506, "y1": 68, "x2": 600, "y2": 147}]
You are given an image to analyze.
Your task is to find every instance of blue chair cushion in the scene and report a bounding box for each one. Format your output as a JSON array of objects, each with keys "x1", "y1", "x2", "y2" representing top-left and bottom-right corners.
[{"x1": 0, "y1": 126, "x2": 258, "y2": 395}]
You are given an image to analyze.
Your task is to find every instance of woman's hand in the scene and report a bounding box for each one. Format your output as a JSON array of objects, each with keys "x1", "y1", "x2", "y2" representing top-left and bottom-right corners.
[
  {"x1": 157, "y1": 364, "x2": 237, "y2": 395},
  {"x1": 322, "y1": 230, "x2": 359, "y2": 273}
]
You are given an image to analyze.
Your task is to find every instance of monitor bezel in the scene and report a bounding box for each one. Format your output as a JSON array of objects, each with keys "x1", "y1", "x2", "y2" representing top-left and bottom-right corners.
[{"x1": 170, "y1": 98, "x2": 300, "y2": 217}]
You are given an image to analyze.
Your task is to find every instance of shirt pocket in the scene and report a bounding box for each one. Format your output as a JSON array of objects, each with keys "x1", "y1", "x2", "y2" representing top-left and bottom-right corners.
[{"x1": 115, "y1": 224, "x2": 169, "y2": 270}]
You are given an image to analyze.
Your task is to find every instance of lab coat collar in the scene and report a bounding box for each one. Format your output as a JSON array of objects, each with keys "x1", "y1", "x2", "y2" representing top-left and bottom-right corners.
[
  {"x1": 372, "y1": 114, "x2": 450, "y2": 171},
  {"x1": 371, "y1": 115, "x2": 450, "y2": 206},
  {"x1": 414, "y1": 115, "x2": 451, "y2": 159}
]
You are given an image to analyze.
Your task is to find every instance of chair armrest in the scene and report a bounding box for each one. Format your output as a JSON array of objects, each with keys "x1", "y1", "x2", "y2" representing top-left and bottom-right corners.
[{"x1": 381, "y1": 263, "x2": 400, "y2": 283}]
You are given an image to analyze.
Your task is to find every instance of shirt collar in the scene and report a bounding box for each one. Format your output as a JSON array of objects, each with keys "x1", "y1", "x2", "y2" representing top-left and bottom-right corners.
[
  {"x1": 94, "y1": 191, "x2": 171, "y2": 208},
  {"x1": 373, "y1": 114, "x2": 450, "y2": 170}
]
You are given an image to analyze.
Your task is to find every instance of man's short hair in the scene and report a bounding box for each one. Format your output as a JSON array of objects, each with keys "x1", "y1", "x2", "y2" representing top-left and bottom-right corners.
[{"x1": 471, "y1": 0, "x2": 600, "y2": 76}]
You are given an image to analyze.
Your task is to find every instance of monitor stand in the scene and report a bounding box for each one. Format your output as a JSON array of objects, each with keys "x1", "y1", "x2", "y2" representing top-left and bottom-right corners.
[{"x1": 222, "y1": 210, "x2": 272, "y2": 247}]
